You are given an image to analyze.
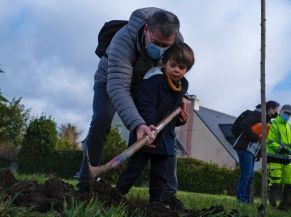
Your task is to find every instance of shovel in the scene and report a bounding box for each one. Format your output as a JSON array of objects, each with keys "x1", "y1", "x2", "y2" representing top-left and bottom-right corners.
[{"x1": 87, "y1": 107, "x2": 182, "y2": 180}]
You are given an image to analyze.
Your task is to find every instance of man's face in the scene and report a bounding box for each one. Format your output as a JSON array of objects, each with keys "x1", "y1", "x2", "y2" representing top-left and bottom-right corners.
[
  {"x1": 144, "y1": 25, "x2": 176, "y2": 48},
  {"x1": 269, "y1": 107, "x2": 279, "y2": 118}
]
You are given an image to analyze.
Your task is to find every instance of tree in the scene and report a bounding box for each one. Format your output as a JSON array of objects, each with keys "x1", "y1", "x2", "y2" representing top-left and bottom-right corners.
[
  {"x1": 0, "y1": 91, "x2": 7, "y2": 103},
  {"x1": 260, "y1": 0, "x2": 268, "y2": 216},
  {"x1": 18, "y1": 115, "x2": 58, "y2": 173},
  {"x1": 0, "y1": 67, "x2": 7, "y2": 103},
  {"x1": 260, "y1": 0, "x2": 267, "y2": 216},
  {"x1": 0, "y1": 98, "x2": 30, "y2": 146},
  {"x1": 56, "y1": 123, "x2": 81, "y2": 150},
  {"x1": 19, "y1": 115, "x2": 58, "y2": 157}
]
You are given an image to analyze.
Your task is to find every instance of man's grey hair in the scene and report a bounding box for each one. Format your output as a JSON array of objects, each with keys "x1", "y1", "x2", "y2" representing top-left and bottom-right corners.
[
  {"x1": 281, "y1": 104, "x2": 291, "y2": 114},
  {"x1": 147, "y1": 10, "x2": 180, "y2": 37}
]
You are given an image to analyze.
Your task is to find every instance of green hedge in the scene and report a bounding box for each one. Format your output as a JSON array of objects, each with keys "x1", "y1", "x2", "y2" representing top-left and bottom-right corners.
[
  {"x1": 18, "y1": 148, "x2": 125, "y2": 182},
  {"x1": 177, "y1": 157, "x2": 262, "y2": 196},
  {"x1": 0, "y1": 157, "x2": 11, "y2": 169},
  {"x1": 19, "y1": 150, "x2": 83, "y2": 179}
]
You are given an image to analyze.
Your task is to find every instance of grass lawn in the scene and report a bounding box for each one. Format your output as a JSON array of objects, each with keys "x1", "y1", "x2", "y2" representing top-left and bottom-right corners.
[
  {"x1": 128, "y1": 187, "x2": 291, "y2": 217},
  {"x1": 1, "y1": 173, "x2": 290, "y2": 217}
]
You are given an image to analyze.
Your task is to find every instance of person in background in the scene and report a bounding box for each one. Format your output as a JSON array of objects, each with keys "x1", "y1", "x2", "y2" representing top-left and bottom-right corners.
[
  {"x1": 267, "y1": 104, "x2": 291, "y2": 210},
  {"x1": 234, "y1": 101, "x2": 280, "y2": 203},
  {"x1": 116, "y1": 42, "x2": 194, "y2": 210}
]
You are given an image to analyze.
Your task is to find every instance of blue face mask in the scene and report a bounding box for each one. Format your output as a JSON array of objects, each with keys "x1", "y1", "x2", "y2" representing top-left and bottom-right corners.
[
  {"x1": 146, "y1": 43, "x2": 169, "y2": 60},
  {"x1": 280, "y1": 113, "x2": 290, "y2": 122}
]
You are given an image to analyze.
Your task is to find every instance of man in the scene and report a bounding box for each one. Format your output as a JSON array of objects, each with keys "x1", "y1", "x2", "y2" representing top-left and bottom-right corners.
[
  {"x1": 267, "y1": 104, "x2": 291, "y2": 210},
  {"x1": 77, "y1": 7, "x2": 187, "y2": 209},
  {"x1": 233, "y1": 101, "x2": 280, "y2": 203}
]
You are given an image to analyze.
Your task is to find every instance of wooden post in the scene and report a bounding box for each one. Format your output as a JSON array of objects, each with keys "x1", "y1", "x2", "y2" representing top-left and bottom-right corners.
[{"x1": 260, "y1": 0, "x2": 267, "y2": 216}]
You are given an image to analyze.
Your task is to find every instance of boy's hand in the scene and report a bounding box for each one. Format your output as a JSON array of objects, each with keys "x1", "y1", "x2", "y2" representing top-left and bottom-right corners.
[
  {"x1": 178, "y1": 110, "x2": 188, "y2": 124},
  {"x1": 181, "y1": 97, "x2": 190, "y2": 113},
  {"x1": 136, "y1": 124, "x2": 156, "y2": 148}
]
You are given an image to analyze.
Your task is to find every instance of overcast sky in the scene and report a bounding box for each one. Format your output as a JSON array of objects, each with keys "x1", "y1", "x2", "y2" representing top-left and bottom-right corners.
[{"x1": 1, "y1": 0, "x2": 291, "y2": 139}]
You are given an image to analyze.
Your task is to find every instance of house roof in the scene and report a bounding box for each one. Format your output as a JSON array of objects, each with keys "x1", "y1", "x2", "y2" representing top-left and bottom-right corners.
[{"x1": 194, "y1": 106, "x2": 239, "y2": 163}]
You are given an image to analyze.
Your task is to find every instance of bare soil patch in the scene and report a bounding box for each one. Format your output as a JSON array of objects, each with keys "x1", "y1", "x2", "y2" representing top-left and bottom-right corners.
[{"x1": 0, "y1": 168, "x2": 247, "y2": 216}]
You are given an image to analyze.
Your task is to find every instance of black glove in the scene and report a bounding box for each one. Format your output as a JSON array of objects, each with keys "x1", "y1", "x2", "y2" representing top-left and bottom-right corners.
[
  {"x1": 245, "y1": 132, "x2": 260, "y2": 143},
  {"x1": 255, "y1": 149, "x2": 262, "y2": 161},
  {"x1": 255, "y1": 155, "x2": 261, "y2": 162},
  {"x1": 278, "y1": 146, "x2": 291, "y2": 155}
]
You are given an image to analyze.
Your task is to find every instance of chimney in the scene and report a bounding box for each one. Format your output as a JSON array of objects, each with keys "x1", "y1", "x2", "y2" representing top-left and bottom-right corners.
[{"x1": 189, "y1": 95, "x2": 200, "y2": 111}]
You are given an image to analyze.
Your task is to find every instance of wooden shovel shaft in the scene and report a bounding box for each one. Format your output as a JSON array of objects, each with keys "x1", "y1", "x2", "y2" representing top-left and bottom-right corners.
[{"x1": 88, "y1": 107, "x2": 182, "y2": 178}]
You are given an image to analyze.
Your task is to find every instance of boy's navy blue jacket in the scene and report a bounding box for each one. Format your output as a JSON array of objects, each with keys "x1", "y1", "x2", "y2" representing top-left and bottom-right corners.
[{"x1": 129, "y1": 73, "x2": 188, "y2": 156}]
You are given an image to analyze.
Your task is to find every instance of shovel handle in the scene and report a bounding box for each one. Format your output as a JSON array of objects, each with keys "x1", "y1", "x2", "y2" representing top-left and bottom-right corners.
[{"x1": 88, "y1": 107, "x2": 182, "y2": 178}]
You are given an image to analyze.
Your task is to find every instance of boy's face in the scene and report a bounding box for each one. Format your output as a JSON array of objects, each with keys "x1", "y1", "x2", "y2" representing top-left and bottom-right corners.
[{"x1": 164, "y1": 59, "x2": 187, "y2": 81}]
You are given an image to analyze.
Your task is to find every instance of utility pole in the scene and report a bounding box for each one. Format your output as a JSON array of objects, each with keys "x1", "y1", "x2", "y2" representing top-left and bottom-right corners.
[{"x1": 260, "y1": 0, "x2": 267, "y2": 216}]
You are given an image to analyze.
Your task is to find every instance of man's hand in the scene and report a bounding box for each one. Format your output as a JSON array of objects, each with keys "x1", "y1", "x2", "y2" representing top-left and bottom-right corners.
[{"x1": 136, "y1": 124, "x2": 156, "y2": 147}]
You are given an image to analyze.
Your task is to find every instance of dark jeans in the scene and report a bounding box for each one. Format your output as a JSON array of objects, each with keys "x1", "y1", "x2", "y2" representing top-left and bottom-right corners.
[
  {"x1": 116, "y1": 152, "x2": 169, "y2": 202},
  {"x1": 236, "y1": 149, "x2": 255, "y2": 203},
  {"x1": 162, "y1": 155, "x2": 178, "y2": 200},
  {"x1": 77, "y1": 81, "x2": 115, "y2": 187}
]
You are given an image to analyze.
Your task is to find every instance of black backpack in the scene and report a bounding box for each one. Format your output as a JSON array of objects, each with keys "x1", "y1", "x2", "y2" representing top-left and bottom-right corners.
[
  {"x1": 231, "y1": 110, "x2": 253, "y2": 138},
  {"x1": 95, "y1": 20, "x2": 128, "y2": 58}
]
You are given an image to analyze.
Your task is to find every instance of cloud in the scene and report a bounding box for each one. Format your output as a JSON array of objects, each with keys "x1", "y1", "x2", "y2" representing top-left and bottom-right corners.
[
  {"x1": 181, "y1": 0, "x2": 291, "y2": 114},
  {"x1": 0, "y1": 0, "x2": 291, "y2": 140}
]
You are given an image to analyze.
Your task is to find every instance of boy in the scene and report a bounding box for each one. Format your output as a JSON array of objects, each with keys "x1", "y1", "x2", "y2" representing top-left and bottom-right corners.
[{"x1": 116, "y1": 42, "x2": 195, "y2": 207}]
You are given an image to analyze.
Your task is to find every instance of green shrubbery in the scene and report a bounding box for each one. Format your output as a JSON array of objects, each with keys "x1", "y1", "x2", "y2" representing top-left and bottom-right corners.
[
  {"x1": 0, "y1": 97, "x2": 29, "y2": 160},
  {"x1": 18, "y1": 150, "x2": 83, "y2": 178},
  {"x1": 56, "y1": 123, "x2": 81, "y2": 150},
  {"x1": 94, "y1": 128, "x2": 127, "y2": 183},
  {"x1": 19, "y1": 115, "x2": 57, "y2": 157},
  {"x1": 17, "y1": 125, "x2": 127, "y2": 180},
  {"x1": 18, "y1": 115, "x2": 58, "y2": 173},
  {"x1": 0, "y1": 157, "x2": 11, "y2": 168},
  {"x1": 101, "y1": 128, "x2": 127, "y2": 163},
  {"x1": 0, "y1": 80, "x2": 29, "y2": 160},
  {"x1": 0, "y1": 98, "x2": 29, "y2": 146},
  {"x1": 177, "y1": 157, "x2": 262, "y2": 196}
]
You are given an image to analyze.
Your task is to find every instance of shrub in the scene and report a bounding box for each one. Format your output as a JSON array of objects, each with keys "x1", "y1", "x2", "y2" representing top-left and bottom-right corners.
[
  {"x1": 56, "y1": 138, "x2": 81, "y2": 151},
  {"x1": 56, "y1": 123, "x2": 81, "y2": 150},
  {"x1": 99, "y1": 128, "x2": 128, "y2": 183},
  {"x1": 177, "y1": 158, "x2": 236, "y2": 195},
  {"x1": 101, "y1": 128, "x2": 127, "y2": 163},
  {"x1": 0, "y1": 98, "x2": 29, "y2": 148},
  {"x1": 18, "y1": 127, "x2": 127, "y2": 180},
  {"x1": 18, "y1": 115, "x2": 58, "y2": 171},
  {"x1": 0, "y1": 143, "x2": 19, "y2": 160},
  {"x1": 177, "y1": 157, "x2": 262, "y2": 196},
  {"x1": 47, "y1": 150, "x2": 83, "y2": 178},
  {"x1": 0, "y1": 157, "x2": 11, "y2": 169}
]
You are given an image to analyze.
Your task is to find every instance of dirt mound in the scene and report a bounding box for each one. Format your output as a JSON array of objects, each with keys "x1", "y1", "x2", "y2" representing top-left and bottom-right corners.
[{"x1": 0, "y1": 168, "x2": 245, "y2": 216}]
